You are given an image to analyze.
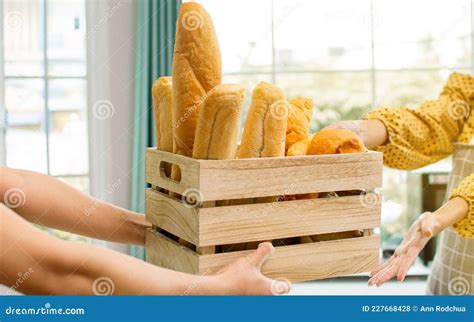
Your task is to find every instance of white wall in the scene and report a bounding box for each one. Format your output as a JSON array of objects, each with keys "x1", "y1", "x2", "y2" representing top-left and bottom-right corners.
[{"x1": 86, "y1": 0, "x2": 137, "y2": 252}]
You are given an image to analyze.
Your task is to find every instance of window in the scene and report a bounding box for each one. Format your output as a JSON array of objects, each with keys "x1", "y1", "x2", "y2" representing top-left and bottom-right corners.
[
  {"x1": 1, "y1": 0, "x2": 88, "y2": 241},
  {"x1": 200, "y1": 0, "x2": 473, "y2": 250}
]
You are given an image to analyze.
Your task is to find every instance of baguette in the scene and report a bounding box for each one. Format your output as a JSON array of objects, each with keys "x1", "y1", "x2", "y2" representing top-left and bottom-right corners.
[
  {"x1": 226, "y1": 82, "x2": 287, "y2": 252},
  {"x1": 285, "y1": 96, "x2": 314, "y2": 154},
  {"x1": 192, "y1": 84, "x2": 245, "y2": 160},
  {"x1": 237, "y1": 82, "x2": 287, "y2": 158},
  {"x1": 172, "y1": 2, "x2": 222, "y2": 180},
  {"x1": 152, "y1": 77, "x2": 173, "y2": 176},
  {"x1": 172, "y1": 2, "x2": 222, "y2": 250}
]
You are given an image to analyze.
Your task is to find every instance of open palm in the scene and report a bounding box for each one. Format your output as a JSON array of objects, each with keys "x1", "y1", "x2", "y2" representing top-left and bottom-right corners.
[{"x1": 368, "y1": 212, "x2": 439, "y2": 286}]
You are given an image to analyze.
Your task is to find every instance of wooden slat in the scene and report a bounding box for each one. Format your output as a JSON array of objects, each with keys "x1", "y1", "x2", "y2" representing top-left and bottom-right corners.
[
  {"x1": 199, "y1": 236, "x2": 380, "y2": 282},
  {"x1": 198, "y1": 195, "x2": 381, "y2": 246},
  {"x1": 146, "y1": 149, "x2": 200, "y2": 196},
  {"x1": 146, "y1": 229, "x2": 199, "y2": 274},
  {"x1": 196, "y1": 201, "x2": 216, "y2": 254},
  {"x1": 146, "y1": 191, "x2": 381, "y2": 247},
  {"x1": 145, "y1": 189, "x2": 199, "y2": 245},
  {"x1": 198, "y1": 152, "x2": 382, "y2": 200},
  {"x1": 146, "y1": 149, "x2": 383, "y2": 201}
]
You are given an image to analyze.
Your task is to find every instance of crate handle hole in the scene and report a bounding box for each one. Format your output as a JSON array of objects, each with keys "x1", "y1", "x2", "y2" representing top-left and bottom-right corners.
[{"x1": 159, "y1": 161, "x2": 181, "y2": 183}]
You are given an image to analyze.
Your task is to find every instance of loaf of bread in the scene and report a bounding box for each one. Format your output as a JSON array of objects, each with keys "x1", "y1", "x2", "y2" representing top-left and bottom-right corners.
[
  {"x1": 300, "y1": 128, "x2": 366, "y2": 243},
  {"x1": 152, "y1": 77, "x2": 173, "y2": 150},
  {"x1": 286, "y1": 97, "x2": 313, "y2": 153},
  {"x1": 225, "y1": 82, "x2": 287, "y2": 252},
  {"x1": 287, "y1": 135, "x2": 313, "y2": 156},
  {"x1": 172, "y1": 2, "x2": 222, "y2": 180},
  {"x1": 193, "y1": 84, "x2": 245, "y2": 159},
  {"x1": 152, "y1": 76, "x2": 173, "y2": 177},
  {"x1": 238, "y1": 82, "x2": 287, "y2": 158},
  {"x1": 306, "y1": 129, "x2": 365, "y2": 155},
  {"x1": 172, "y1": 2, "x2": 222, "y2": 249}
]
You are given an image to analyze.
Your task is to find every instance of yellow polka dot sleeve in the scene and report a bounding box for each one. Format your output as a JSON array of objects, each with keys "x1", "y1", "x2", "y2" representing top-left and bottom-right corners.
[
  {"x1": 365, "y1": 72, "x2": 474, "y2": 238},
  {"x1": 449, "y1": 174, "x2": 473, "y2": 238},
  {"x1": 365, "y1": 72, "x2": 473, "y2": 170}
]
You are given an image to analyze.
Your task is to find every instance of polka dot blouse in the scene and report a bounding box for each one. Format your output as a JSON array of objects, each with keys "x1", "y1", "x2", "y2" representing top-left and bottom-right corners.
[{"x1": 365, "y1": 72, "x2": 473, "y2": 238}]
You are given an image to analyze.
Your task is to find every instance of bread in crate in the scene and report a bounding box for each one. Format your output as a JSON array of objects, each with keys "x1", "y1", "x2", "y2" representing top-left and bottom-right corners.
[
  {"x1": 145, "y1": 148, "x2": 382, "y2": 282},
  {"x1": 146, "y1": 1, "x2": 382, "y2": 282}
]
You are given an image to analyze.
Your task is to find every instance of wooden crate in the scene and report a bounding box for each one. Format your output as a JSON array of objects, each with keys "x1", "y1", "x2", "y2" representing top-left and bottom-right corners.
[{"x1": 145, "y1": 148, "x2": 383, "y2": 282}]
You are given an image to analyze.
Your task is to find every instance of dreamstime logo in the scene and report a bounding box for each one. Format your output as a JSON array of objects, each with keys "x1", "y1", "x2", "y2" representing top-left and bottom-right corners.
[
  {"x1": 359, "y1": 191, "x2": 381, "y2": 208},
  {"x1": 269, "y1": 100, "x2": 289, "y2": 121},
  {"x1": 270, "y1": 277, "x2": 291, "y2": 295},
  {"x1": 182, "y1": 10, "x2": 204, "y2": 31},
  {"x1": 6, "y1": 11, "x2": 24, "y2": 30},
  {"x1": 448, "y1": 276, "x2": 470, "y2": 295},
  {"x1": 182, "y1": 188, "x2": 203, "y2": 208},
  {"x1": 173, "y1": 95, "x2": 207, "y2": 129},
  {"x1": 86, "y1": 0, "x2": 123, "y2": 39},
  {"x1": 92, "y1": 277, "x2": 115, "y2": 295},
  {"x1": 183, "y1": 268, "x2": 212, "y2": 295},
  {"x1": 84, "y1": 179, "x2": 122, "y2": 217},
  {"x1": 10, "y1": 268, "x2": 34, "y2": 292},
  {"x1": 4, "y1": 188, "x2": 26, "y2": 209},
  {"x1": 92, "y1": 100, "x2": 115, "y2": 120},
  {"x1": 448, "y1": 100, "x2": 470, "y2": 121}
]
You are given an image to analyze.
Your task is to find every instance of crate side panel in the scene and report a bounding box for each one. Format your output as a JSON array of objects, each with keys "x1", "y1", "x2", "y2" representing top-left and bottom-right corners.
[
  {"x1": 198, "y1": 152, "x2": 382, "y2": 200},
  {"x1": 199, "y1": 195, "x2": 381, "y2": 246},
  {"x1": 198, "y1": 236, "x2": 380, "y2": 282},
  {"x1": 146, "y1": 229, "x2": 198, "y2": 274},
  {"x1": 146, "y1": 149, "x2": 200, "y2": 195},
  {"x1": 146, "y1": 189, "x2": 199, "y2": 245}
]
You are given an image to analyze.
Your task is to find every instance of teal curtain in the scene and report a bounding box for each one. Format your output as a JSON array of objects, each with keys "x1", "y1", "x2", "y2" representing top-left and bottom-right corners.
[{"x1": 130, "y1": 0, "x2": 181, "y2": 258}]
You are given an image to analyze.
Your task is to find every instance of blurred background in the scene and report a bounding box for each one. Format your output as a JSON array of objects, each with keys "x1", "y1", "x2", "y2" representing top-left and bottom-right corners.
[{"x1": 1, "y1": 0, "x2": 473, "y2": 294}]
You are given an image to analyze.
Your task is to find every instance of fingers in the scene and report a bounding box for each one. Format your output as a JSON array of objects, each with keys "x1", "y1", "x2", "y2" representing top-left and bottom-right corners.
[
  {"x1": 323, "y1": 121, "x2": 359, "y2": 133},
  {"x1": 369, "y1": 255, "x2": 402, "y2": 287},
  {"x1": 396, "y1": 247, "x2": 419, "y2": 282},
  {"x1": 368, "y1": 263, "x2": 398, "y2": 287},
  {"x1": 322, "y1": 123, "x2": 341, "y2": 130},
  {"x1": 246, "y1": 242, "x2": 274, "y2": 270},
  {"x1": 369, "y1": 258, "x2": 392, "y2": 277}
]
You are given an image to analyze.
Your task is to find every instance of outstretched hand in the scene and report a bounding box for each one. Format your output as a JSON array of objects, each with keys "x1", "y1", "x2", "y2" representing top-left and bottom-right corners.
[
  {"x1": 368, "y1": 212, "x2": 439, "y2": 287},
  {"x1": 325, "y1": 119, "x2": 388, "y2": 148},
  {"x1": 214, "y1": 242, "x2": 292, "y2": 295}
]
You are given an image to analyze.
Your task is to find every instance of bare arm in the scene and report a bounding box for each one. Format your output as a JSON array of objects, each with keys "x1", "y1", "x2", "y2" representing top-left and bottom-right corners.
[
  {"x1": 325, "y1": 119, "x2": 388, "y2": 149},
  {"x1": 368, "y1": 197, "x2": 468, "y2": 286},
  {"x1": 0, "y1": 167, "x2": 149, "y2": 246},
  {"x1": 0, "y1": 204, "x2": 284, "y2": 295}
]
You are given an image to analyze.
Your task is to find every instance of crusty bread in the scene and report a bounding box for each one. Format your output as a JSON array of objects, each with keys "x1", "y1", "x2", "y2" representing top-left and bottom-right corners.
[
  {"x1": 172, "y1": 2, "x2": 222, "y2": 249},
  {"x1": 193, "y1": 84, "x2": 245, "y2": 159},
  {"x1": 237, "y1": 82, "x2": 287, "y2": 158},
  {"x1": 172, "y1": 1, "x2": 222, "y2": 178},
  {"x1": 306, "y1": 129, "x2": 365, "y2": 155},
  {"x1": 300, "y1": 128, "x2": 366, "y2": 244},
  {"x1": 286, "y1": 97, "x2": 313, "y2": 153},
  {"x1": 287, "y1": 135, "x2": 313, "y2": 156},
  {"x1": 152, "y1": 77, "x2": 173, "y2": 151},
  {"x1": 152, "y1": 77, "x2": 173, "y2": 178},
  {"x1": 226, "y1": 82, "x2": 287, "y2": 252}
]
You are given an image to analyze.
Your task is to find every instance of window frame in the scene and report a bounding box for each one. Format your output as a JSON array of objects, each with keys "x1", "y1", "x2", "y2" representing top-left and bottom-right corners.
[
  {"x1": 224, "y1": 0, "x2": 474, "y2": 107},
  {"x1": 0, "y1": 0, "x2": 89, "y2": 186}
]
